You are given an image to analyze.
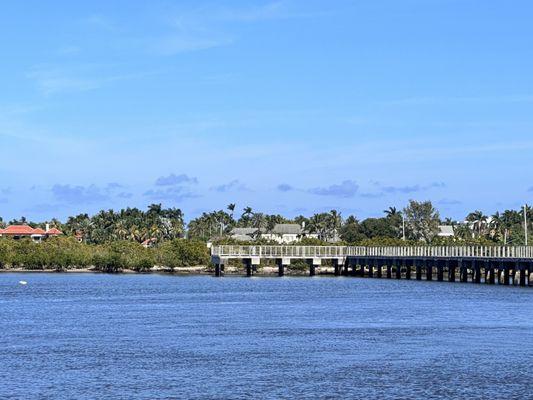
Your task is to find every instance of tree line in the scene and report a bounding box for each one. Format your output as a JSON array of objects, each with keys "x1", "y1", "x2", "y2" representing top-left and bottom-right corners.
[
  {"x1": 0, "y1": 200, "x2": 532, "y2": 271},
  {"x1": 189, "y1": 201, "x2": 532, "y2": 246},
  {"x1": 1, "y1": 201, "x2": 531, "y2": 246},
  {"x1": 0, "y1": 237, "x2": 209, "y2": 272}
]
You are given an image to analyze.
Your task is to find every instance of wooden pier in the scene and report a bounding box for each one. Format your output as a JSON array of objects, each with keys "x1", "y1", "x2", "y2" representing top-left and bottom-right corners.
[{"x1": 210, "y1": 245, "x2": 533, "y2": 286}]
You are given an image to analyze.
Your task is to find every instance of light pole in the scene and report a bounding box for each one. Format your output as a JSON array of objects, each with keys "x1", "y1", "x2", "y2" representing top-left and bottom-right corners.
[
  {"x1": 402, "y1": 215, "x2": 406, "y2": 241},
  {"x1": 524, "y1": 204, "x2": 528, "y2": 246}
]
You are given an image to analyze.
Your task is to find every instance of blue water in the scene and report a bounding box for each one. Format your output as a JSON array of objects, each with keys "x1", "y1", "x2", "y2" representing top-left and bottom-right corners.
[{"x1": 0, "y1": 274, "x2": 531, "y2": 399}]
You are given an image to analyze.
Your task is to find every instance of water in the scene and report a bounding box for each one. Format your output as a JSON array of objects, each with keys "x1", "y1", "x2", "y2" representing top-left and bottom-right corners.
[{"x1": 1, "y1": 273, "x2": 531, "y2": 399}]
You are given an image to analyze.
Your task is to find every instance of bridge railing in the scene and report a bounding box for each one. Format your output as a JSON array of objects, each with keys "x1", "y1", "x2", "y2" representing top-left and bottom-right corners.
[{"x1": 211, "y1": 245, "x2": 533, "y2": 259}]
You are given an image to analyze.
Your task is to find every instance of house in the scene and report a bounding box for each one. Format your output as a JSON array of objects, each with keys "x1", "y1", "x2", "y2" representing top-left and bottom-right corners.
[
  {"x1": 261, "y1": 224, "x2": 308, "y2": 244},
  {"x1": 141, "y1": 238, "x2": 157, "y2": 248},
  {"x1": 0, "y1": 224, "x2": 63, "y2": 242},
  {"x1": 229, "y1": 227, "x2": 259, "y2": 241},
  {"x1": 230, "y1": 223, "x2": 319, "y2": 244},
  {"x1": 437, "y1": 225, "x2": 455, "y2": 237}
]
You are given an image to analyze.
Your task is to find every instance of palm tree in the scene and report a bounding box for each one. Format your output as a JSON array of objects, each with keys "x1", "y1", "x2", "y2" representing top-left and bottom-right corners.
[
  {"x1": 491, "y1": 212, "x2": 505, "y2": 243},
  {"x1": 328, "y1": 210, "x2": 342, "y2": 241},
  {"x1": 227, "y1": 203, "x2": 236, "y2": 218},
  {"x1": 384, "y1": 207, "x2": 399, "y2": 217},
  {"x1": 466, "y1": 210, "x2": 488, "y2": 237}
]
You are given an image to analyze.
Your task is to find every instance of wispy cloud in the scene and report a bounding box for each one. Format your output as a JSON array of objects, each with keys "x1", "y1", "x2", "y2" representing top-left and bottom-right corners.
[
  {"x1": 144, "y1": 186, "x2": 199, "y2": 202},
  {"x1": 438, "y1": 198, "x2": 462, "y2": 205},
  {"x1": 153, "y1": 35, "x2": 232, "y2": 55},
  {"x1": 27, "y1": 67, "x2": 101, "y2": 95},
  {"x1": 155, "y1": 173, "x2": 198, "y2": 186},
  {"x1": 51, "y1": 184, "x2": 110, "y2": 204},
  {"x1": 50, "y1": 182, "x2": 126, "y2": 205},
  {"x1": 210, "y1": 179, "x2": 250, "y2": 192},
  {"x1": 26, "y1": 65, "x2": 159, "y2": 95},
  {"x1": 152, "y1": 1, "x2": 328, "y2": 56},
  {"x1": 277, "y1": 183, "x2": 294, "y2": 192},
  {"x1": 308, "y1": 180, "x2": 359, "y2": 198},
  {"x1": 381, "y1": 95, "x2": 533, "y2": 107},
  {"x1": 361, "y1": 181, "x2": 446, "y2": 198},
  {"x1": 57, "y1": 45, "x2": 81, "y2": 55},
  {"x1": 84, "y1": 14, "x2": 117, "y2": 31},
  {"x1": 216, "y1": 1, "x2": 319, "y2": 22},
  {"x1": 379, "y1": 182, "x2": 445, "y2": 194}
]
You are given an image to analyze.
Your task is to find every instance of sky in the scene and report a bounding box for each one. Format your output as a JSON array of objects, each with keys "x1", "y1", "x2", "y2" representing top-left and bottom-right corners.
[{"x1": 1, "y1": 0, "x2": 533, "y2": 222}]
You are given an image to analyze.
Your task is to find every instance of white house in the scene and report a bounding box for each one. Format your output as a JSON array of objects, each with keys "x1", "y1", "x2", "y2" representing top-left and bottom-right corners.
[
  {"x1": 437, "y1": 225, "x2": 455, "y2": 237},
  {"x1": 230, "y1": 223, "x2": 318, "y2": 244}
]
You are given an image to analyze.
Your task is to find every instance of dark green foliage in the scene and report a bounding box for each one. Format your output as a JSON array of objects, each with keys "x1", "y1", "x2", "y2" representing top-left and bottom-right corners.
[
  {"x1": 0, "y1": 237, "x2": 205, "y2": 272},
  {"x1": 63, "y1": 204, "x2": 184, "y2": 244},
  {"x1": 158, "y1": 239, "x2": 210, "y2": 269},
  {"x1": 359, "y1": 218, "x2": 397, "y2": 239}
]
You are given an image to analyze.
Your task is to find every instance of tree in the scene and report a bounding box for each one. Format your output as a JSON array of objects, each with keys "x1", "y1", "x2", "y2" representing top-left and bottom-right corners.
[
  {"x1": 227, "y1": 203, "x2": 236, "y2": 218},
  {"x1": 359, "y1": 218, "x2": 396, "y2": 239},
  {"x1": 339, "y1": 215, "x2": 365, "y2": 243},
  {"x1": 384, "y1": 206, "x2": 403, "y2": 238},
  {"x1": 403, "y1": 200, "x2": 440, "y2": 243},
  {"x1": 239, "y1": 207, "x2": 254, "y2": 227},
  {"x1": 466, "y1": 210, "x2": 488, "y2": 238}
]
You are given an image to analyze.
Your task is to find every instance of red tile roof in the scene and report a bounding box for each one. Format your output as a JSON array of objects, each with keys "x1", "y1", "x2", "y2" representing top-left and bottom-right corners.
[
  {"x1": 1, "y1": 225, "x2": 37, "y2": 235},
  {"x1": 46, "y1": 228, "x2": 63, "y2": 235},
  {"x1": 0, "y1": 225, "x2": 63, "y2": 236}
]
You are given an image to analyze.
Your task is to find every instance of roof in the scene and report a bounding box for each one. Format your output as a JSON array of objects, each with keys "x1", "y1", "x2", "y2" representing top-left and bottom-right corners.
[
  {"x1": 231, "y1": 228, "x2": 258, "y2": 235},
  {"x1": 270, "y1": 224, "x2": 302, "y2": 235},
  {"x1": 32, "y1": 228, "x2": 46, "y2": 235},
  {"x1": 0, "y1": 225, "x2": 37, "y2": 235},
  {"x1": 438, "y1": 225, "x2": 455, "y2": 236},
  {"x1": 231, "y1": 234, "x2": 255, "y2": 242},
  {"x1": 46, "y1": 228, "x2": 63, "y2": 235}
]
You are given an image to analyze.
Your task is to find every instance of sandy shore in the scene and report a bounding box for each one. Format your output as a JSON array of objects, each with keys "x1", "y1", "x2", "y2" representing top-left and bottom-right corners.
[{"x1": 0, "y1": 265, "x2": 334, "y2": 276}]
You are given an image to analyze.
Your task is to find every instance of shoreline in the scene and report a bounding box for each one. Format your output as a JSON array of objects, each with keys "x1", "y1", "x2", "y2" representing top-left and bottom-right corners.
[{"x1": 0, "y1": 265, "x2": 321, "y2": 276}]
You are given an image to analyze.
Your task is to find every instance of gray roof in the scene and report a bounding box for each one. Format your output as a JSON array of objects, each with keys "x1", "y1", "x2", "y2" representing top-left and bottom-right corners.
[
  {"x1": 270, "y1": 224, "x2": 302, "y2": 235},
  {"x1": 231, "y1": 234, "x2": 255, "y2": 242},
  {"x1": 438, "y1": 225, "x2": 455, "y2": 236},
  {"x1": 231, "y1": 227, "x2": 258, "y2": 235}
]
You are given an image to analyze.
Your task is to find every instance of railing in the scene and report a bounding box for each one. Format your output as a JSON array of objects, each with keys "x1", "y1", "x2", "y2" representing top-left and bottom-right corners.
[{"x1": 211, "y1": 245, "x2": 533, "y2": 259}]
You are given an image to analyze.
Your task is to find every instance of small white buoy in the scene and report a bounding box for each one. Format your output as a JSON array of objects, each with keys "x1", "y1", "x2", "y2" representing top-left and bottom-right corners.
[{"x1": 19, "y1": 280, "x2": 28, "y2": 285}]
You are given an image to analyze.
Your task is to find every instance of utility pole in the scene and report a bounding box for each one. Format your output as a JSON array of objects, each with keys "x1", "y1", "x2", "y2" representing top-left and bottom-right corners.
[{"x1": 524, "y1": 204, "x2": 528, "y2": 246}]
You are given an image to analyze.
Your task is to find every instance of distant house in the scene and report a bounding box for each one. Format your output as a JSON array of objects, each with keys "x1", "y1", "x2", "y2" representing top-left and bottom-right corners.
[
  {"x1": 141, "y1": 238, "x2": 157, "y2": 248},
  {"x1": 437, "y1": 225, "x2": 455, "y2": 237},
  {"x1": 230, "y1": 223, "x2": 318, "y2": 244},
  {"x1": 229, "y1": 227, "x2": 259, "y2": 242},
  {"x1": 0, "y1": 224, "x2": 63, "y2": 242}
]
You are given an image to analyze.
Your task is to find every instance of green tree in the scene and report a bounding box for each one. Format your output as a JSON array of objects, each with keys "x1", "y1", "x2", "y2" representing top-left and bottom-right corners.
[{"x1": 403, "y1": 200, "x2": 440, "y2": 243}]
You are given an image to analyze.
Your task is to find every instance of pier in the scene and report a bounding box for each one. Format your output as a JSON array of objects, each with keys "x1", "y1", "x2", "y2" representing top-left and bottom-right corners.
[{"x1": 211, "y1": 245, "x2": 533, "y2": 286}]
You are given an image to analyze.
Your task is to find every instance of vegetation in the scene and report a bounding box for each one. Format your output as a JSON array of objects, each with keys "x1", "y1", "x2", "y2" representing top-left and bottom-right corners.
[
  {"x1": 1, "y1": 201, "x2": 532, "y2": 272},
  {"x1": 0, "y1": 237, "x2": 208, "y2": 272}
]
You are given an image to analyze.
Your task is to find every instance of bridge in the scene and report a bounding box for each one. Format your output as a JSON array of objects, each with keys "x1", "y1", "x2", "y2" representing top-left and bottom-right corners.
[{"x1": 210, "y1": 245, "x2": 533, "y2": 286}]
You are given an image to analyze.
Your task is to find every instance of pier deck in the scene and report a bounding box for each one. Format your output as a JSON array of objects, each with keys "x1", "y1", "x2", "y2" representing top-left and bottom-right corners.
[{"x1": 211, "y1": 245, "x2": 533, "y2": 286}]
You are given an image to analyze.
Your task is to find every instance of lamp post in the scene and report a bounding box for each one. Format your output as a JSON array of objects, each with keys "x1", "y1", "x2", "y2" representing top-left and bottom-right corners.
[{"x1": 524, "y1": 204, "x2": 528, "y2": 246}]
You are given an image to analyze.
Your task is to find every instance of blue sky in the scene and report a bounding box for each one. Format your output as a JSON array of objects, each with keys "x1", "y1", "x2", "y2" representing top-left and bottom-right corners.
[{"x1": 1, "y1": 0, "x2": 532, "y2": 222}]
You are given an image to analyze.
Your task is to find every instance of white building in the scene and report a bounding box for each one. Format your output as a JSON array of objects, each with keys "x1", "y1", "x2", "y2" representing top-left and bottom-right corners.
[
  {"x1": 437, "y1": 225, "x2": 455, "y2": 237},
  {"x1": 230, "y1": 224, "x2": 318, "y2": 244}
]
